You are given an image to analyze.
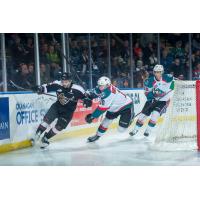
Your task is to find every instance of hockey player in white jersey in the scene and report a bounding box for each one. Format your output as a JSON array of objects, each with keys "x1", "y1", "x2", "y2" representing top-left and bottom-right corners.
[
  {"x1": 129, "y1": 64, "x2": 174, "y2": 137},
  {"x1": 85, "y1": 76, "x2": 134, "y2": 142}
]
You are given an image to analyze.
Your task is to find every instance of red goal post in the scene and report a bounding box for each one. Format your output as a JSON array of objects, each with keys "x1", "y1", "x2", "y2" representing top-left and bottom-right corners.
[{"x1": 196, "y1": 80, "x2": 200, "y2": 150}]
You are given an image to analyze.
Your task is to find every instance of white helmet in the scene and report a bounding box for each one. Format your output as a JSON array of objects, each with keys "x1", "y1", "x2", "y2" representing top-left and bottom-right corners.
[
  {"x1": 97, "y1": 76, "x2": 111, "y2": 87},
  {"x1": 153, "y1": 64, "x2": 164, "y2": 74}
]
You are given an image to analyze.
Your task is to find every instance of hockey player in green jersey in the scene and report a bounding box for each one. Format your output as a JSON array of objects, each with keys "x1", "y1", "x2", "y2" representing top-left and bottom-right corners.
[{"x1": 129, "y1": 64, "x2": 174, "y2": 137}]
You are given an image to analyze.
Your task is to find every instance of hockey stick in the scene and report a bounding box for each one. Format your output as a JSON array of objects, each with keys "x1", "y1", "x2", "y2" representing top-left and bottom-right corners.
[
  {"x1": 59, "y1": 48, "x2": 87, "y2": 89},
  {"x1": 9, "y1": 80, "x2": 57, "y2": 98},
  {"x1": 58, "y1": 44, "x2": 90, "y2": 90},
  {"x1": 50, "y1": 34, "x2": 87, "y2": 89},
  {"x1": 9, "y1": 80, "x2": 85, "y2": 104}
]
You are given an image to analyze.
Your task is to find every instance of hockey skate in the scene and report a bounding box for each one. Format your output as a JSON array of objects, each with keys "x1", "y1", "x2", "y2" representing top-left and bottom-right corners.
[
  {"x1": 87, "y1": 135, "x2": 100, "y2": 143},
  {"x1": 144, "y1": 130, "x2": 150, "y2": 137},
  {"x1": 40, "y1": 136, "x2": 50, "y2": 149},
  {"x1": 31, "y1": 131, "x2": 43, "y2": 146},
  {"x1": 129, "y1": 129, "x2": 139, "y2": 137}
]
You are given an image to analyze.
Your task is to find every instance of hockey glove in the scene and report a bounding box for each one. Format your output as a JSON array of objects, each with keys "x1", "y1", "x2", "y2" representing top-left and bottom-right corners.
[
  {"x1": 85, "y1": 114, "x2": 95, "y2": 124},
  {"x1": 37, "y1": 86, "x2": 45, "y2": 95},
  {"x1": 151, "y1": 98, "x2": 157, "y2": 104},
  {"x1": 83, "y1": 98, "x2": 92, "y2": 108}
]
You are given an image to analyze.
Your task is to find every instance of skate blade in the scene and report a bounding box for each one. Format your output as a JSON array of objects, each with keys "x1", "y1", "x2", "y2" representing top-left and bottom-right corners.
[
  {"x1": 30, "y1": 139, "x2": 41, "y2": 147},
  {"x1": 87, "y1": 140, "x2": 95, "y2": 143}
]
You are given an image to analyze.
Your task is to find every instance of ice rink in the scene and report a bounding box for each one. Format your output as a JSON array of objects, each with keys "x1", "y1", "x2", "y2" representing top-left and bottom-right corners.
[{"x1": 0, "y1": 130, "x2": 200, "y2": 166}]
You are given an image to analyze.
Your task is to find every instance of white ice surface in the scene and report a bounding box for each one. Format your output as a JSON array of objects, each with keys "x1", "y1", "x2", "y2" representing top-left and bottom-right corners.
[{"x1": 0, "y1": 130, "x2": 200, "y2": 166}]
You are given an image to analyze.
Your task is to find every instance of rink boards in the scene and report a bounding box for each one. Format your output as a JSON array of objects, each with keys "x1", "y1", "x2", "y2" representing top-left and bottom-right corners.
[{"x1": 0, "y1": 89, "x2": 146, "y2": 153}]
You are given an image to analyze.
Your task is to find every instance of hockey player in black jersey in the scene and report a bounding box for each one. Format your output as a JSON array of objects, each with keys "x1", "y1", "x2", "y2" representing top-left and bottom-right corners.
[{"x1": 32, "y1": 72, "x2": 92, "y2": 148}]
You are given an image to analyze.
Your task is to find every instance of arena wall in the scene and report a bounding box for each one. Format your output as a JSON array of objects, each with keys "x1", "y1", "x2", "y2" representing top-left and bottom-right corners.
[{"x1": 0, "y1": 89, "x2": 145, "y2": 153}]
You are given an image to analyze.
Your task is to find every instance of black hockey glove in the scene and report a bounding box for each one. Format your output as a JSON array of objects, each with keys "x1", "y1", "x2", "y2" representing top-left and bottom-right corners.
[
  {"x1": 36, "y1": 86, "x2": 45, "y2": 95},
  {"x1": 85, "y1": 114, "x2": 95, "y2": 124},
  {"x1": 83, "y1": 98, "x2": 92, "y2": 108},
  {"x1": 85, "y1": 89, "x2": 97, "y2": 100},
  {"x1": 151, "y1": 98, "x2": 157, "y2": 104}
]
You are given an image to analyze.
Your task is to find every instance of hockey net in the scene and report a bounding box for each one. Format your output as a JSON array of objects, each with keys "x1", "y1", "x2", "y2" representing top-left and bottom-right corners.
[{"x1": 152, "y1": 80, "x2": 200, "y2": 151}]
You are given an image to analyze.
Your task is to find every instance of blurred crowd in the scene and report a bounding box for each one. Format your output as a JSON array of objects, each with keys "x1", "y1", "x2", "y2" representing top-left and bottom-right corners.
[{"x1": 1, "y1": 33, "x2": 200, "y2": 91}]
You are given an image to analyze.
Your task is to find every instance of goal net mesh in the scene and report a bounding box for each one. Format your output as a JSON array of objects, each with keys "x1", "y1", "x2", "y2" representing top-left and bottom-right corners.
[{"x1": 153, "y1": 81, "x2": 198, "y2": 151}]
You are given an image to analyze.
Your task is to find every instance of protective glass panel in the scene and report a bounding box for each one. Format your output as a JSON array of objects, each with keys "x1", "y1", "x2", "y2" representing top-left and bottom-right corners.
[{"x1": 6, "y1": 33, "x2": 36, "y2": 91}]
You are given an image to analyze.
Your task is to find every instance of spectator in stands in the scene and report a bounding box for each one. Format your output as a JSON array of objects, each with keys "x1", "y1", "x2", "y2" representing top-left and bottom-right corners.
[
  {"x1": 122, "y1": 79, "x2": 130, "y2": 88},
  {"x1": 47, "y1": 44, "x2": 61, "y2": 79},
  {"x1": 159, "y1": 41, "x2": 166, "y2": 53},
  {"x1": 135, "y1": 52, "x2": 147, "y2": 73},
  {"x1": 7, "y1": 33, "x2": 18, "y2": 48},
  {"x1": 140, "y1": 34, "x2": 155, "y2": 48},
  {"x1": 39, "y1": 34, "x2": 47, "y2": 46},
  {"x1": 111, "y1": 79, "x2": 118, "y2": 87},
  {"x1": 192, "y1": 34, "x2": 200, "y2": 51},
  {"x1": 183, "y1": 60, "x2": 191, "y2": 80},
  {"x1": 25, "y1": 37, "x2": 34, "y2": 63},
  {"x1": 28, "y1": 63, "x2": 35, "y2": 85},
  {"x1": 14, "y1": 63, "x2": 33, "y2": 90},
  {"x1": 115, "y1": 72, "x2": 128, "y2": 88},
  {"x1": 133, "y1": 41, "x2": 142, "y2": 58},
  {"x1": 121, "y1": 40, "x2": 130, "y2": 64},
  {"x1": 97, "y1": 39, "x2": 108, "y2": 74},
  {"x1": 148, "y1": 52, "x2": 158, "y2": 70},
  {"x1": 11, "y1": 36, "x2": 28, "y2": 68},
  {"x1": 91, "y1": 40, "x2": 98, "y2": 61},
  {"x1": 135, "y1": 60, "x2": 146, "y2": 74},
  {"x1": 143, "y1": 42, "x2": 155, "y2": 64},
  {"x1": 193, "y1": 50, "x2": 200, "y2": 66},
  {"x1": 171, "y1": 40, "x2": 185, "y2": 62},
  {"x1": 160, "y1": 48, "x2": 173, "y2": 73},
  {"x1": 40, "y1": 63, "x2": 50, "y2": 84},
  {"x1": 50, "y1": 33, "x2": 59, "y2": 46},
  {"x1": 167, "y1": 33, "x2": 182, "y2": 46},
  {"x1": 111, "y1": 38, "x2": 120, "y2": 58},
  {"x1": 178, "y1": 74, "x2": 185, "y2": 80},
  {"x1": 40, "y1": 43, "x2": 49, "y2": 64},
  {"x1": 70, "y1": 40, "x2": 80, "y2": 59},
  {"x1": 169, "y1": 58, "x2": 184, "y2": 78},
  {"x1": 181, "y1": 42, "x2": 189, "y2": 65},
  {"x1": 193, "y1": 62, "x2": 200, "y2": 80},
  {"x1": 134, "y1": 69, "x2": 149, "y2": 88},
  {"x1": 50, "y1": 63, "x2": 62, "y2": 80},
  {"x1": 137, "y1": 82, "x2": 143, "y2": 88},
  {"x1": 82, "y1": 39, "x2": 88, "y2": 48},
  {"x1": 80, "y1": 48, "x2": 89, "y2": 76},
  {"x1": 99, "y1": 39, "x2": 107, "y2": 58},
  {"x1": 135, "y1": 50, "x2": 145, "y2": 65},
  {"x1": 111, "y1": 57, "x2": 120, "y2": 77},
  {"x1": 46, "y1": 45, "x2": 60, "y2": 65}
]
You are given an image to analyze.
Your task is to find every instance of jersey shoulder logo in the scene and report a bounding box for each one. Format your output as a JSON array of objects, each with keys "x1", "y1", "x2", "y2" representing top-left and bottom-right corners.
[
  {"x1": 57, "y1": 88, "x2": 62, "y2": 93},
  {"x1": 68, "y1": 90, "x2": 73, "y2": 94}
]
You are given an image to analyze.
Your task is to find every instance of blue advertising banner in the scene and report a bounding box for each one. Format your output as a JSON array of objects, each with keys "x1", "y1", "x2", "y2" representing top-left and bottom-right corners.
[{"x1": 0, "y1": 97, "x2": 10, "y2": 140}]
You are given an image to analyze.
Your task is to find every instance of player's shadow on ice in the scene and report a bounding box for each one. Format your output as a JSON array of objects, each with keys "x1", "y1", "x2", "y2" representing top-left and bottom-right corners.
[{"x1": 42, "y1": 137, "x2": 149, "y2": 154}]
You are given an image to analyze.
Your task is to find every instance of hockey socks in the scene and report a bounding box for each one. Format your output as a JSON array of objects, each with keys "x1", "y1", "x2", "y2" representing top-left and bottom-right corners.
[
  {"x1": 44, "y1": 129, "x2": 57, "y2": 139},
  {"x1": 36, "y1": 124, "x2": 47, "y2": 135},
  {"x1": 144, "y1": 120, "x2": 156, "y2": 137},
  {"x1": 129, "y1": 120, "x2": 143, "y2": 136},
  {"x1": 40, "y1": 129, "x2": 56, "y2": 149}
]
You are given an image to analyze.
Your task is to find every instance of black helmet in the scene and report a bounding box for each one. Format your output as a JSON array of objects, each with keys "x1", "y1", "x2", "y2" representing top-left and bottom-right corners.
[{"x1": 61, "y1": 72, "x2": 72, "y2": 81}]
